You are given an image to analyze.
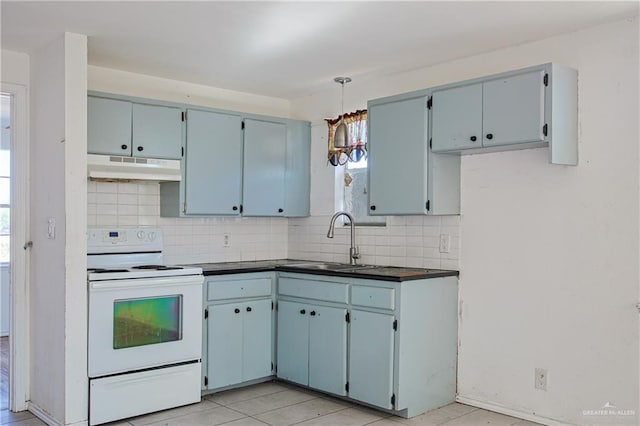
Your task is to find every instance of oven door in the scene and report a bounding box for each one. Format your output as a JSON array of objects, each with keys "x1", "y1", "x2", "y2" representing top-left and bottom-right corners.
[{"x1": 88, "y1": 274, "x2": 203, "y2": 378}]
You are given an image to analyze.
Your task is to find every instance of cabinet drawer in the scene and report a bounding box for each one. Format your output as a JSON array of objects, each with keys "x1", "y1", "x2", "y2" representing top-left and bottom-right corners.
[
  {"x1": 207, "y1": 278, "x2": 272, "y2": 301},
  {"x1": 351, "y1": 286, "x2": 395, "y2": 310},
  {"x1": 278, "y1": 278, "x2": 348, "y2": 304}
]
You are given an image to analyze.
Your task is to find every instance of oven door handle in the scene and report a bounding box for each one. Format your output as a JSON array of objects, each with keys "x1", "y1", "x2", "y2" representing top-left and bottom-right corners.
[{"x1": 90, "y1": 275, "x2": 203, "y2": 291}]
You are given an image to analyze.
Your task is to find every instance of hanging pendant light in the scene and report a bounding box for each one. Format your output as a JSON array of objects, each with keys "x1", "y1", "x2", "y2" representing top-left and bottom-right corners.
[{"x1": 333, "y1": 77, "x2": 351, "y2": 149}]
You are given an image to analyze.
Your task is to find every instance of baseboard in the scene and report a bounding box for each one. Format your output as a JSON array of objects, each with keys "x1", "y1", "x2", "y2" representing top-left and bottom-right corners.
[
  {"x1": 28, "y1": 402, "x2": 89, "y2": 426},
  {"x1": 456, "y1": 395, "x2": 573, "y2": 426},
  {"x1": 28, "y1": 402, "x2": 63, "y2": 426}
]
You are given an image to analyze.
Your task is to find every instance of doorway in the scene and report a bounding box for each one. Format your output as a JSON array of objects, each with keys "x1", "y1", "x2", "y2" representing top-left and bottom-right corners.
[
  {"x1": 0, "y1": 84, "x2": 29, "y2": 414},
  {"x1": 1, "y1": 93, "x2": 12, "y2": 412}
]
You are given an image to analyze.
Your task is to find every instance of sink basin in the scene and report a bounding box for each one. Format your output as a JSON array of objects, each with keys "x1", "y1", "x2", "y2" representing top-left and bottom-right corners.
[
  {"x1": 339, "y1": 265, "x2": 380, "y2": 272},
  {"x1": 284, "y1": 262, "x2": 380, "y2": 272},
  {"x1": 284, "y1": 262, "x2": 355, "y2": 270}
]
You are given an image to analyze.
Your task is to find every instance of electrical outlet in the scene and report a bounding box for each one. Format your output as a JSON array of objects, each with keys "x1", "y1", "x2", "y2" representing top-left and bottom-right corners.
[
  {"x1": 223, "y1": 233, "x2": 231, "y2": 248},
  {"x1": 439, "y1": 234, "x2": 451, "y2": 253},
  {"x1": 535, "y1": 368, "x2": 547, "y2": 391}
]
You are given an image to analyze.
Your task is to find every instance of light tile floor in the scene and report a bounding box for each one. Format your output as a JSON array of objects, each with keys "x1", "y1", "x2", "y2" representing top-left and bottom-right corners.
[
  {"x1": 0, "y1": 372, "x2": 542, "y2": 426},
  {"x1": 116, "y1": 381, "x2": 540, "y2": 426}
]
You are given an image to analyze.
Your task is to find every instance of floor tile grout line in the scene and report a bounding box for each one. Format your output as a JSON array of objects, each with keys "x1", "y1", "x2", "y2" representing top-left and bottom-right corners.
[
  {"x1": 239, "y1": 396, "x2": 325, "y2": 417},
  {"x1": 214, "y1": 412, "x2": 259, "y2": 426},
  {"x1": 129, "y1": 400, "x2": 224, "y2": 426},
  {"x1": 441, "y1": 408, "x2": 483, "y2": 424},
  {"x1": 225, "y1": 394, "x2": 321, "y2": 418},
  {"x1": 249, "y1": 399, "x2": 352, "y2": 425},
  {"x1": 208, "y1": 388, "x2": 291, "y2": 407},
  {"x1": 362, "y1": 417, "x2": 400, "y2": 426},
  {"x1": 287, "y1": 406, "x2": 355, "y2": 426}
]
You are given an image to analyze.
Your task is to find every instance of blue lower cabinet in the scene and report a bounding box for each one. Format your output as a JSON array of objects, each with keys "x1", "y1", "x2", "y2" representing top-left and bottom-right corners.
[
  {"x1": 308, "y1": 305, "x2": 347, "y2": 396},
  {"x1": 276, "y1": 301, "x2": 347, "y2": 396},
  {"x1": 206, "y1": 299, "x2": 272, "y2": 390},
  {"x1": 348, "y1": 309, "x2": 395, "y2": 409},
  {"x1": 208, "y1": 303, "x2": 243, "y2": 389},
  {"x1": 276, "y1": 301, "x2": 310, "y2": 385},
  {"x1": 241, "y1": 299, "x2": 273, "y2": 382}
]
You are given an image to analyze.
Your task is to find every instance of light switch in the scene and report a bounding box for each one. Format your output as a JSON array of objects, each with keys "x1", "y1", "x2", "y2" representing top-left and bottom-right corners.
[{"x1": 47, "y1": 217, "x2": 56, "y2": 239}]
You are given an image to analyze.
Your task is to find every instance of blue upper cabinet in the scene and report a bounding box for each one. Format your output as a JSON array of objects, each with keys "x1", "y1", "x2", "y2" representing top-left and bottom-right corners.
[
  {"x1": 87, "y1": 97, "x2": 132, "y2": 156},
  {"x1": 242, "y1": 119, "x2": 287, "y2": 217},
  {"x1": 431, "y1": 70, "x2": 545, "y2": 153},
  {"x1": 429, "y1": 64, "x2": 577, "y2": 165},
  {"x1": 367, "y1": 93, "x2": 461, "y2": 216},
  {"x1": 132, "y1": 103, "x2": 183, "y2": 160},
  {"x1": 431, "y1": 83, "x2": 483, "y2": 152},
  {"x1": 88, "y1": 92, "x2": 310, "y2": 217},
  {"x1": 368, "y1": 95, "x2": 430, "y2": 215},
  {"x1": 161, "y1": 111, "x2": 309, "y2": 218},
  {"x1": 482, "y1": 71, "x2": 545, "y2": 147},
  {"x1": 88, "y1": 96, "x2": 183, "y2": 160},
  {"x1": 184, "y1": 109, "x2": 243, "y2": 215},
  {"x1": 284, "y1": 120, "x2": 311, "y2": 217}
]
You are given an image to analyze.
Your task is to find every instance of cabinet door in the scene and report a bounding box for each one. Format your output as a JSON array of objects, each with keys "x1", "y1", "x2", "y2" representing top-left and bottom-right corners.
[
  {"x1": 349, "y1": 310, "x2": 395, "y2": 409},
  {"x1": 482, "y1": 70, "x2": 545, "y2": 147},
  {"x1": 87, "y1": 97, "x2": 132, "y2": 156},
  {"x1": 208, "y1": 303, "x2": 243, "y2": 389},
  {"x1": 276, "y1": 301, "x2": 309, "y2": 386},
  {"x1": 243, "y1": 119, "x2": 286, "y2": 216},
  {"x1": 431, "y1": 83, "x2": 483, "y2": 152},
  {"x1": 368, "y1": 96, "x2": 429, "y2": 215},
  {"x1": 132, "y1": 104, "x2": 183, "y2": 159},
  {"x1": 284, "y1": 120, "x2": 311, "y2": 217},
  {"x1": 308, "y1": 306, "x2": 347, "y2": 396},
  {"x1": 184, "y1": 109, "x2": 243, "y2": 215},
  {"x1": 242, "y1": 299, "x2": 272, "y2": 382}
]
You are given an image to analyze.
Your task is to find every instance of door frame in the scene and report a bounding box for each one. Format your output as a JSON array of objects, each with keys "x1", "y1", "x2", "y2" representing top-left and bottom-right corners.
[{"x1": 1, "y1": 82, "x2": 30, "y2": 412}]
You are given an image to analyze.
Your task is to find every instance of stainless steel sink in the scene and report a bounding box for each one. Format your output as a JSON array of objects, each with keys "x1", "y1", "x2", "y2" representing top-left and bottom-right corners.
[
  {"x1": 284, "y1": 262, "x2": 380, "y2": 272},
  {"x1": 284, "y1": 262, "x2": 355, "y2": 270}
]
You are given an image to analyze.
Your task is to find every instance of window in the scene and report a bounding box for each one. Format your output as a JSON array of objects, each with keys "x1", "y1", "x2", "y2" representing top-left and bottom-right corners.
[
  {"x1": 343, "y1": 154, "x2": 385, "y2": 226},
  {"x1": 326, "y1": 112, "x2": 384, "y2": 226}
]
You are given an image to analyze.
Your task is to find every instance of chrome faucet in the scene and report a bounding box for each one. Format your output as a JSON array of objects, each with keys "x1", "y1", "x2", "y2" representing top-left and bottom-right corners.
[{"x1": 327, "y1": 211, "x2": 360, "y2": 265}]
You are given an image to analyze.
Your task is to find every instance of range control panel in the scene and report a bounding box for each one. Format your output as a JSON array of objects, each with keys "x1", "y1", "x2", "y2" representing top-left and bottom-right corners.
[{"x1": 87, "y1": 228, "x2": 163, "y2": 254}]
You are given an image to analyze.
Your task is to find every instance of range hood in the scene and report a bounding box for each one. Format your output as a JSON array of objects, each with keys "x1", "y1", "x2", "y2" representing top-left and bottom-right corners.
[{"x1": 87, "y1": 154, "x2": 181, "y2": 182}]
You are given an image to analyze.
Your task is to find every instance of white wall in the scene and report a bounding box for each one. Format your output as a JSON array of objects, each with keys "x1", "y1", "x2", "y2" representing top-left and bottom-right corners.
[
  {"x1": 1, "y1": 49, "x2": 30, "y2": 86},
  {"x1": 455, "y1": 18, "x2": 639, "y2": 426},
  {"x1": 289, "y1": 16, "x2": 639, "y2": 426},
  {"x1": 63, "y1": 33, "x2": 88, "y2": 424},
  {"x1": 88, "y1": 65, "x2": 290, "y2": 118},
  {"x1": 30, "y1": 34, "x2": 67, "y2": 422},
  {"x1": 30, "y1": 33, "x2": 88, "y2": 425}
]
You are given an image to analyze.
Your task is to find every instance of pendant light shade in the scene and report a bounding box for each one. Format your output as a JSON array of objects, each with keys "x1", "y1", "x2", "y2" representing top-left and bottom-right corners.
[{"x1": 333, "y1": 77, "x2": 351, "y2": 149}]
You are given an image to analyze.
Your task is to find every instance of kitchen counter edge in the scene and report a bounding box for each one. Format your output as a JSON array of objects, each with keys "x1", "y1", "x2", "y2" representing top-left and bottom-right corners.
[{"x1": 182, "y1": 260, "x2": 459, "y2": 282}]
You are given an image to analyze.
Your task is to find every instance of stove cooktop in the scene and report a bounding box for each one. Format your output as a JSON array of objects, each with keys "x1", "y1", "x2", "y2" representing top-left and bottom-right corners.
[
  {"x1": 87, "y1": 264, "x2": 201, "y2": 281},
  {"x1": 131, "y1": 265, "x2": 184, "y2": 271}
]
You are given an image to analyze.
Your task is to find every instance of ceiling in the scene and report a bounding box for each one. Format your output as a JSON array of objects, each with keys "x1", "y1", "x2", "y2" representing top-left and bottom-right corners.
[{"x1": 1, "y1": 1, "x2": 638, "y2": 99}]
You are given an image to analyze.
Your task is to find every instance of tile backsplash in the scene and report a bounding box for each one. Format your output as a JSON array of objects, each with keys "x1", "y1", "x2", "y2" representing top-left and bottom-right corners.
[
  {"x1": 288, "y1": 215, "x2": 460, "y2": 270},
  {"x1": 87, "y1": 181, "x2": 460, "y2": 269},
  {"x1": 87, "y1": 181, "x2": 288, "y2": 264}
]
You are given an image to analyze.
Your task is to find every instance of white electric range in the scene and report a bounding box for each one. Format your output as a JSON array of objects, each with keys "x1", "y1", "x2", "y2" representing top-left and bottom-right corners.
[{"x1": 87, "y1": 228, "x2": 203, "y2": 425}]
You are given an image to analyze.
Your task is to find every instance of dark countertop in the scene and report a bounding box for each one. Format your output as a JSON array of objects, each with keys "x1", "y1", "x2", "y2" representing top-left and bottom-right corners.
[{"x1": 183, "y1": 259, "x2": 458, "y2": 282}]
